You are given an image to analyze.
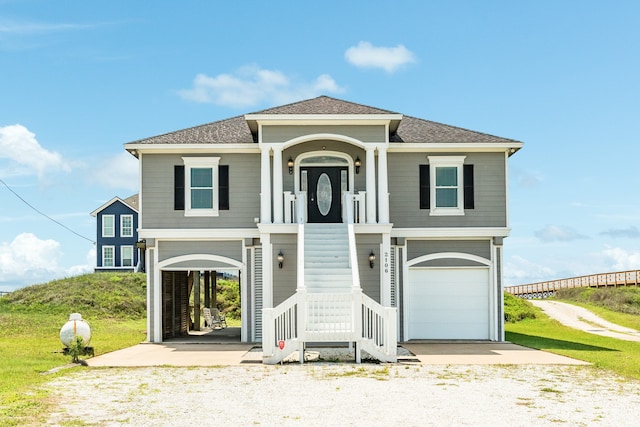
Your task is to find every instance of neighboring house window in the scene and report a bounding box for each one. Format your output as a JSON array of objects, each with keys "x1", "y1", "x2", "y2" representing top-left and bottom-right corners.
[
  {"x1": 175, "y1": 158, "x2": 229, "y2": 214},
  {"x1": 102, "y1": 215, "x2": 115, "y2": 237},
  {"x1": 121, "y1": 246, "x2": 134, "y2": 267},
  {"x1": 421, "y1": 156, "x2": 474, "y2": 215},
  {"x1": 121, "y1": 214, "x2": 133, "y2": 237},
  {"x1": 102, "y1": 246, "x2": 115, "y2": 267}
]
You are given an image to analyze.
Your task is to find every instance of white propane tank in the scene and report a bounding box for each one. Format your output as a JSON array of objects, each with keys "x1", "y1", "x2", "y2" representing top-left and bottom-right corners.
[{"x1": 59, "y1": 313, "x2": 91, "y2": 347}]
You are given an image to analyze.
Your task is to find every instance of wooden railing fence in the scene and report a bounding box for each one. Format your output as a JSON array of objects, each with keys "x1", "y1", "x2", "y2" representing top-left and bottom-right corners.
[{"x1": 505, "y1": 269, "x2": 640, "y2": 298}]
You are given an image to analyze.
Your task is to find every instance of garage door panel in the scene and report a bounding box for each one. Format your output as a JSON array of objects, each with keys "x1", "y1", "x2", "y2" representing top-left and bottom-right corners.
[{"x1": 407, "y1": 268, "x2": 489, "y2": 340}]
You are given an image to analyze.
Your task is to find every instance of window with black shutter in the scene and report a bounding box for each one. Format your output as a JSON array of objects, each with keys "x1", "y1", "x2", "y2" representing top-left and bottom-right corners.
[
  {"x1": 419, "y1": 164, "x2": 430, "y2": 209},
  {"x1": 219, "y1": 165, "x2": 229, "y2": 210},
  {"x1": 174, "y1": 165, "x2": 185, "y2": 210}
]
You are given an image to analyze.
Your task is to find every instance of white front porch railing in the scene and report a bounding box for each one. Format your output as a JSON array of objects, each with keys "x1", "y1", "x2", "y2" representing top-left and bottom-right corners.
[
  {"x1": 263, "y1": 192, "x2": 396, "y2": 364},
  {"x1": 262, "y1": 289, "x2": 397, "y2": 364}
]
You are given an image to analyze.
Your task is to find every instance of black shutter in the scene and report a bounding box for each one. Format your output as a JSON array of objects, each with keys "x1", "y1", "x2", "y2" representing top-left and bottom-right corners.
[
  {"x1": 174, "y1": 165, "x2": 185, "y2": 210},
  {"x1": 419, "y1": 164, "x2": 430, "y2": 209},
  {"x1": 218, "y1": 165, "x2": 229, "y2": 210},
  {"x1": 464, "y1": 164, "x2": 474, "y2": 209}
]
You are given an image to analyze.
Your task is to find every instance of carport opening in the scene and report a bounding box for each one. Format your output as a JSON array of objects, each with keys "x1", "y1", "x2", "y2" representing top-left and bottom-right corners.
[{"x1": 162, "y1": 269, "x2": 241, "y2": 343}]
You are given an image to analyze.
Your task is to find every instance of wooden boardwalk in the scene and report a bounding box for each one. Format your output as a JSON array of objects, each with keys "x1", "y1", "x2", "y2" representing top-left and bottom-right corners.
[{"x1": 505, "y1": 269, "x2": 640, "y2": 298}]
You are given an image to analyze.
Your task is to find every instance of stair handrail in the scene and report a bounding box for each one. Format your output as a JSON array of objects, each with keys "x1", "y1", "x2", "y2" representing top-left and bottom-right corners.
[
  {"x1": 344, "y1": 192, "x2": 361, "y2": 291},
  {"x1": 297, "y1": 223, "x2": 305, "y2": 291}
]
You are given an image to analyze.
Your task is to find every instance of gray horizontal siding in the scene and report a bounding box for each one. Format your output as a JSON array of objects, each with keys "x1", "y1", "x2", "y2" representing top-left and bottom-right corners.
[
  {"x1": 141, "y1": 153, "x2": 260, "y2": 229},
  {"x1": 262, "y1": 125, "x2": 386, "y2": 143},
  {"x1": 271, "y1": 235, "x2": 298, "y2": 306},
  {"x1": 407, "y1": 239, "x2": 491, "y2": 267},
  {"x1": 356, "y1": 234, "x2": 382, "y2": 302},
  {"x1": 158, "y1": 240, "x2": 243, "y2": 263},
  {"x1": 388, "y1": 152, "x2": 507, "y2": 227}
]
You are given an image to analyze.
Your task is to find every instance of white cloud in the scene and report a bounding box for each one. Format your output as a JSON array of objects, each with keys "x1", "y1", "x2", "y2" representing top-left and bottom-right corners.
[
  {"x1": 91, "y1": 151, "x2": 138, "y2": 192},
  {"x1": 534, "y1": 225, "x2": 588, "y2": 242},
  {"x1": 0, "y1": 233, "x2": 63, "y2": 279},
  {"x1": 0, "y1": 124, "x2": 70, "y2": 177},
  {"x1": 178, "y1": 65, "x2": 345, "y2": 108},
  {"x1": 601, "y1": 246, "x2": 640, "y2": 271},
  {"x1": 345, "y1": 41, "x2": 416, "y2": 73},
  {"x1": 0, "y1": 233, "x2": 94, "y2": 290}
]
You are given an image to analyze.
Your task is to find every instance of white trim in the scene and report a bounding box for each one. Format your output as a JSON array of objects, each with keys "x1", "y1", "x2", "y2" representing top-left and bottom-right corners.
[
  {"x1": 102, "y1": 214, "x2": 115, "y2": 238},
  {"x1": 153, "y1": 248, "x2": 161, "y2": 342},
  {"x1": 388, "y1": 142, "x2": 523, "y2": 153},
  {"x1": 245, "y1": 113, "x2": 403, "y2": 124},
  {"x1": 125, "y1": 144, "x2": 259, "y2": 156},
  {"x1": 120, "y1": 214, "x2": 134, "y2": 237},
  {"x1": 90, "y1": 196, "x2": 139, "y2": 217},
  {"x1": 271, "y1": 133, "x2": 373, "y2": 150},
  {"x1": 392, "y1": 227, "x2": 511, "y2": 238},
  {"x1": 139, "y1": 228, "x2": 260, "y2": 239},
  {"x1": 428, "y1": 156, "x2": 466, "y2": 216},
  {"x1": 293, "y1": 151, "x2": 355, "y2": 206},
  {"x1": 183, "y1": 157, "x2": 220, "y2": 217},
  {"x1": 406, "y1": 252, "x2": 492, "y2": 267},
  {"x1": 157, "y1": 253, "x2": 243, "y2": 269}
]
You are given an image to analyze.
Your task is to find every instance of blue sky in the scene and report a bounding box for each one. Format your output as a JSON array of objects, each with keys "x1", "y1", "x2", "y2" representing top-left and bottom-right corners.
[{"x1": 1, "y1": 0, "x2": 640, "y2": 291}]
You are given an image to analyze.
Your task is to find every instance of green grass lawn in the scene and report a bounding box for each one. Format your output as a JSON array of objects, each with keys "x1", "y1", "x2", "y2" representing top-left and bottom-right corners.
[
  {"x1": 0, "y1": 273, "x2": 148, "y2": 426},
  {"x1": 0, "y1": 311, "x2": 146, "y2": 426},
  {"x1": 506, "y1": 298, "x2": 640, "y2": 380}
]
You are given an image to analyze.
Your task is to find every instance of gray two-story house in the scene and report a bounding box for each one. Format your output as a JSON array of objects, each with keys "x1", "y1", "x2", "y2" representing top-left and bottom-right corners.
[{"x1": 125, "y1": 96, "x2": 522, "y2": 364}]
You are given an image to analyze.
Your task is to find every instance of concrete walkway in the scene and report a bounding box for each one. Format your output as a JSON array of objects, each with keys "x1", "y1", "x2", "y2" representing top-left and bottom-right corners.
[
  {"x1": 86, "y1": 341, "x2": 587, "y2": 367},
  {"x1": 530, "y1": 300, "x2": 640, "y2": 342}
]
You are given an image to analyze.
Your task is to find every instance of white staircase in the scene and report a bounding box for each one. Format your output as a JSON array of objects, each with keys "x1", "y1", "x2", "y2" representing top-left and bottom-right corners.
[
  {"x1": 262, "y1": 218, "x2": 397, "y2": 365},
  {"x1": 304, "y1": 224, "x2": 352, "y2": 293}
]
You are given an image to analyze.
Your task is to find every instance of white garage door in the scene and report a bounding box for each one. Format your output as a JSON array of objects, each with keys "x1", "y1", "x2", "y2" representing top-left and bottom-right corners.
[{"x1": 407, "y1": 268, "x2": 490, "y2": 340}]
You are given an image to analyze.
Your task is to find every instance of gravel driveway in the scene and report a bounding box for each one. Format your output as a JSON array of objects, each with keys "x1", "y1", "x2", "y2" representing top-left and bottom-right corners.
[{"x1": 45, "y1": 363, "x2": 640, "y2": 426}]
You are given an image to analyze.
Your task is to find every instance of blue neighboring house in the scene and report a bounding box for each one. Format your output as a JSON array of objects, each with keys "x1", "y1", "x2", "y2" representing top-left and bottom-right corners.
[{"x1": 90, "y1": 194, "x2": 142, "y2": 272}]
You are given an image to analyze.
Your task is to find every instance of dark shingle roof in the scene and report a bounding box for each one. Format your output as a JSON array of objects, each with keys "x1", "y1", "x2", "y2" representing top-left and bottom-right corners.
[{"x1": 127, "y1": 96, "x2": 520, "y2": 145}]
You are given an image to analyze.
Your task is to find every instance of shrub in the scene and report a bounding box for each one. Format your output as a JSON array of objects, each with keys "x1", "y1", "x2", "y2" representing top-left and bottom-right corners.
[{"x1": 504, "y1": 292, "x2": 537, "y2": 323}]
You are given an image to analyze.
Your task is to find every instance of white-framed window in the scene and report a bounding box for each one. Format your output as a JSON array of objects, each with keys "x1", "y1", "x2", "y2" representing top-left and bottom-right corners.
[
  {"x1": 428, "y1": 156, "x2": 466, "y2": 216},
  {"x1": 121, "y1": 246, "x2": 134, "y2": 267},
  {"x1": 121, "y1": 214, "x2": 133, "y2": 237},
  {"x1": 102, "y1": 245, "x2": 115, "y2": 267},
  {"x1": 102, "y1": 215, "x2": 115, "y2": 237},
  {"x1": 182, "y1": 157, "x2": 220, "y2": 217}
]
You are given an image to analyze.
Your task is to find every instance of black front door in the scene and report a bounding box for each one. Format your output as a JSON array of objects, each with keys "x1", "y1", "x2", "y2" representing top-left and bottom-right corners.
[{"x1": 303, "y1": 167, "x2": 346, "y2": 223}]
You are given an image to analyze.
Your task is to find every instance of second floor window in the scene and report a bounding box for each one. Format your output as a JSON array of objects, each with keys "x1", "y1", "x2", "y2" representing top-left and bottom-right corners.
[
  {"x1": 102, "y1": 215, "x2": 115, "y2": 237},
  {"x1": 182, "y1": 157, "x2": 221, "y2": 217},
  {"x1": 121, "y1": 215, "x2": 133, "y2": 237}
]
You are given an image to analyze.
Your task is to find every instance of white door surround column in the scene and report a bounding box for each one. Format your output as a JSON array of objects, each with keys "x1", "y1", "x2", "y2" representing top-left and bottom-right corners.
[
  {"x1": 272, "y1": 146, "x2": 284, "y2": 224},
  {"x1": 377, "y1": 146, "x2": 390, "y2": 224},
  {"x1": 365, "y1": 146, "x2": 377, "y2": 224},
  {"x1": 260, "y1": 147, "x2": 272, "y2": 224}
]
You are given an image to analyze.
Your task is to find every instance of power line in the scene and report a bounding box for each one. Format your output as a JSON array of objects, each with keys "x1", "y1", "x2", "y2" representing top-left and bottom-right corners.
[{"x1": 0, "y1": 178, "x2": 95, "y2": 244}]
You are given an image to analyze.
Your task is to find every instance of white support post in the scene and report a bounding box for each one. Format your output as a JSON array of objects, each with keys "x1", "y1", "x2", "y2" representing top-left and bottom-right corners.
[
  {"x1": 365, "y1": 146, "x2": 376, "y2": 224},
  {"x1": 380, "y1": 233, "x2": 391, "y2": 307},
  {"x1": 273, "y1": 146, "x2": 284, "y2": 224},
  {"x1": 260, "y1": 147, "x2": 272, "y2": 224},
  {"x1": 377, "y1": 146, "x2": 390, "y2": 224}
]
